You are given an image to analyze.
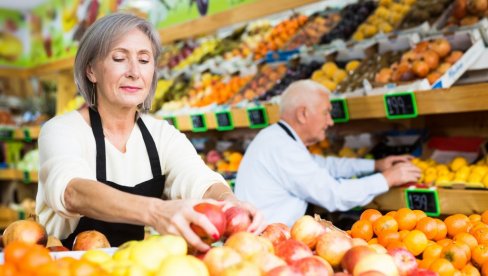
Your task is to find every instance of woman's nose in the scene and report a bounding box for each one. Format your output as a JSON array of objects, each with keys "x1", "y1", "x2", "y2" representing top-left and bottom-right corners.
[{"x1": 125, "y1": 59, "x2": 140, "y2": 78}]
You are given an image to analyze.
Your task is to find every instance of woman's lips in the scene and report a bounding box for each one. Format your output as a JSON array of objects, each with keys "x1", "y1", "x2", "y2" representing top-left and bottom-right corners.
[{"x1": 120, "y1": 86, "x2": 140, "y2": 92}]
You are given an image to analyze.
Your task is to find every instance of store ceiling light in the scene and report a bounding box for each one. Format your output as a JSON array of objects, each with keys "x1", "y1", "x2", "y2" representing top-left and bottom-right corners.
[{"x1": 0, "y1": 0, "x2": 47, "y2": 11}]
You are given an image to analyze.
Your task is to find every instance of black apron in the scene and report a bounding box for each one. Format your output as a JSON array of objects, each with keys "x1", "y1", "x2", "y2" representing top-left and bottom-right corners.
[{"x1": 62, "y1": 108, "x2": 165, "y2": 248}]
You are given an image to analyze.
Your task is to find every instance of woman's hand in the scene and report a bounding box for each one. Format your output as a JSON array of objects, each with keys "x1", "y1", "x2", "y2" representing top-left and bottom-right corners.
[
  {"x1": 220, "y1": 194, "x2": 267, "y2": 235},
  {"x1": 150, "y1": 199, "x2": 221, "y2": 252}
]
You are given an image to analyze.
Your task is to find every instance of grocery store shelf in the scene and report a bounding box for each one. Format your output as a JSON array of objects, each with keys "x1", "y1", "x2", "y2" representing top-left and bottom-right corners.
[
  {"x1": 366, "y1": 187, "x2": 488, "y2": 216},
  {"x1": 0, "y1": 169, "x2": 38, "y2": 183},
  {"x1": 172, "y1": 83, "x2": 488, "y2": 132},
  {"x1": 159, "y1": 0, "x2": 321, "y2": 43},
  {"x1": 0, "y1": 126, "x2": 40, "y2": 141}
]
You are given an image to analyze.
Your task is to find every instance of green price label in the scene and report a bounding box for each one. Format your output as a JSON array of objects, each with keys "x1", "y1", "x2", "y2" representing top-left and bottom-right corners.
[
  {"x1": 384, "y1": 91, "x2": 418, "y2": 119},
  {"x1": 247, "y1": 107, "x2": 269, "y2": 129},
  {"x1": 23, "y1": 171, "x2": 31, "y2": 184},
  {"x1": 163, "y1": 116, "x2": 178, "y2": 129},
  {"x1": 215, "y1": 111, "x2": 234, "y2": 131},
  {"x1": 330, "y1": 98, "x2": 349, "y2": 123},
  {"x1": 405, "y1": 188, "x2": 440, "y2": 216},
  {"x1": 23, "y1": 129, "x2": 32, "y2": 142},
  {"x1": 190, "y1": 114, "x2": 207, "y2": 132}
]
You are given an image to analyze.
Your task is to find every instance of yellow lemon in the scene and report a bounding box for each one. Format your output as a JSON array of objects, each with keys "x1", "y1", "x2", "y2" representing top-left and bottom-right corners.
[
  {"x1": 81, "y1": 249, "x2": 112, "y2": 266},
  {"x1": 450, "y1": 157, "x2": 468, "y2": 172},
  {"x1": 424, "y1": 173, "x2": 437, "y2": 185},
  {"x1": 483, "y1": 174, "x2": 488, "y2": 187},
  {"x1": 472, "y1": 166, "x2": 488, "y2": 177},
  {"x1": 467, "y1": 173, "x2": 483, "y2": 184},
  {"x1": 156, "y1": 255, "x2": 209, "y2": 276},
  {"x1": 149, "y1": 235, "x2": 187, "y2": 257}
]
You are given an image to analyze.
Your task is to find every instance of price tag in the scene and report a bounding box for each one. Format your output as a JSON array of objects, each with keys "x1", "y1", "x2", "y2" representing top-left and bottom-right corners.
[
  {"x1": 247, "y1": 107, "x2": 269, "y2": 129},
  {"x1": 384, "y1": 91, "x2": 418, "y2": 119},
  {"x1": 190, "y1": 113, "x2": 207, "y2": 132},
  {"x1": 23, "y1": 171, "x2": 31, "y2": 184},
  {"x1": 0, "y1": 128, "x2": 14, "y2": 140},
  {"x1": 163, "y1": 116, "x2": 178, "y2": 129},
  {"x1": 215, "y1": 111, "x2": 234, "y2": 131},
  {"x1": 405, "y1": 188, "x2": 440, "y2": 216},
  {"x1": 330, "y1": 98, "x2": 349, "y2": 123},
  {"x1": 23, "y1": 129, "x2": 32, "y2": 142}
]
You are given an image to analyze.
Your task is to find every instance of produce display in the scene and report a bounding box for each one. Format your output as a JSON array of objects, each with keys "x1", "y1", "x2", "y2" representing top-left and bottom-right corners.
[
  {"x1": 444, "y1": 0, "x2": 488, "y2": 27},
  {"x1": 399, "y1": 0, "x2": 452, "y2": 29},
  {"x1": 311, "y1": 60, "x2": 362, "y2": 92},
  {"x1": 4, "y1": 206, "x2": 488, "y2": 275}
]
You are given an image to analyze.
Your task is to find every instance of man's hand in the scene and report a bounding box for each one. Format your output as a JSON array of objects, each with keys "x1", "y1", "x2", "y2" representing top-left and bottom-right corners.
[
  {"x1": 382, "y1": 162, "x2": 422, "y2": 187},
  {"x1": 375, "y1": 155, "x2": 414, "y2": 172}
]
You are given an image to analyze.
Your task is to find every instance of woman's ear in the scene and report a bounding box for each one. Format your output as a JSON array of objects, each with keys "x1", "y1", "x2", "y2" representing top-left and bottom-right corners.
[{"x1": 86, "y1": 64, "x2": 96, "y2": 83}]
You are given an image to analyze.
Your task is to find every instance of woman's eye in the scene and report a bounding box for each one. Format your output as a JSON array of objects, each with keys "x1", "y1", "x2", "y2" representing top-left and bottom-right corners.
[
  {"x1": 139, "y1": 59, "x2": 149, "y2": 64},
  {"x1": 113, "y1": 58, "x2": 124, "y2": 62}
]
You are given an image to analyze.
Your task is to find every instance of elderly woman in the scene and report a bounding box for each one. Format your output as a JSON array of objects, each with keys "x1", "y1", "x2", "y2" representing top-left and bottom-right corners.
[{"x1": 35, "y1": 13, "x2": 263, "y2": 252}]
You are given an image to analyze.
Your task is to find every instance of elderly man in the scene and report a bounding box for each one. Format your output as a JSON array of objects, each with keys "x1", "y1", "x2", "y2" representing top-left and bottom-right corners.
[{"x1": 235, "y1": 80, "x2": 421, "y2": 226}]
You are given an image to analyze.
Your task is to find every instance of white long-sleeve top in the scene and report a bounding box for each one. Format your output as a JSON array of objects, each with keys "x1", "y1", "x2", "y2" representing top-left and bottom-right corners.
[
  {"x1": 35, "y1": 111, "x2": 226, "y2": 239},
  {"x1": 235, "y1": 120, "x2": 389, "y2": 226}
]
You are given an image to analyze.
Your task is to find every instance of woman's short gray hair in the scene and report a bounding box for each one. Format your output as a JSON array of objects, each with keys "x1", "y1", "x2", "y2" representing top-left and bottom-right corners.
[{"x1": 74, "y1": 13, "x2": 161, "y2": 113}]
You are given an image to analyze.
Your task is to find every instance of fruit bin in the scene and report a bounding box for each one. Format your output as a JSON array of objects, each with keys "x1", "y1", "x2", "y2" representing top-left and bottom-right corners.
[{"x1": 366, "y1": 28, "x2": 484, "y2": 95}]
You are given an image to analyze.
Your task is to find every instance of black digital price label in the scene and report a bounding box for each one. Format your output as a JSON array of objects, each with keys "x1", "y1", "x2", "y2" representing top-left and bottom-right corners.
[
  {"x1": 330, "y1": 98, "x2": 349, "y2": 123},
  {"x1": 163, "y1": 116, "x2": 178, "y2": 129},
  {"x1": 247, "y1": 107, "x2": 269, "y2": 129},
  {"x1": 405, "y1": 188, "x2": 440, "y2": 216},
  {"x1": 384, "y1": 92, "x2": 418, "y2": 119},
  {"x1": 190, "y1": 113, "x2": 207, "y2": 132},
  {"x1": 215, "y1": 111, "x2": 234, "y2": 131}
]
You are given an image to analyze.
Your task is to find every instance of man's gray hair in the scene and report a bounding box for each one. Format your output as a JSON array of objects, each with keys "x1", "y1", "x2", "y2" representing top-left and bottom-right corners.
[
  {"x1": 280, "y1": 79, "x2": 330, "y2": 115},
  {"x1": 74, "y1": 13, "x2": 162, "y2": 113}
]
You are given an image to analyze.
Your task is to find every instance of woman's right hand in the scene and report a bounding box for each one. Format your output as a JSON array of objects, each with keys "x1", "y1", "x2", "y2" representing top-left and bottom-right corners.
[{"x1": 150, "y1": 199, "x2": 220, "y2": 252}]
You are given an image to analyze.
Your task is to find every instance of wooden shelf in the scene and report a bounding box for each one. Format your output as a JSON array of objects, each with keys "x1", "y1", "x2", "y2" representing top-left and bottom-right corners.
[
  {"x1": 365, "y1": 187, "x2": 488, "y2": 216},
  {"x1": 0, "y1": 169, "x2": 38, "y2": 183},
  {"x1": 170, "y1": 83, "x2": 488, "y2": 132}
]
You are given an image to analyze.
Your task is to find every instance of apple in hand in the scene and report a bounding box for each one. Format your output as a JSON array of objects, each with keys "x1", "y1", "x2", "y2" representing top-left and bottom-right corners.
[
  {"x1": 224, "y1": 206, "x2": 252, "y2": 236},
  {"x1": 387, "y1": 247, "x2": 418, "y2": 276},
  {"x1": 190, "y1": 203, "x2": 226, "y2": 244}
]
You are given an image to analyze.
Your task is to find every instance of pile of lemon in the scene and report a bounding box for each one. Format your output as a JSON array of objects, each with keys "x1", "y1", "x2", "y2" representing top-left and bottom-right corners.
[{"x1": 412, "y1": 156, "x2": 488, "y2": 188}]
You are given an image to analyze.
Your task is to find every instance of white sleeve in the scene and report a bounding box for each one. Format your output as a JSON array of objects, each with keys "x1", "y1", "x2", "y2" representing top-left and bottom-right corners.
[
  {"x1": 37, "y1": 118, "x2": 96, "y2": 218},
  {"x1": 312, "y1": 155, "x2": 375, "y2": 178},
  {"x1": 278, "y1": 146, "x2": 388, "y2": 212},
  {"x1": 159, "y1": 124, "x2": 226, "y2": 199}
]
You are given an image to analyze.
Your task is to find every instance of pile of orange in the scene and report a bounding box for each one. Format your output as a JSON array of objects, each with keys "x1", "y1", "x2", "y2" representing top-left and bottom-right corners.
[
  {"x1": 348, "y1": 208, "x2": 488, "y2": 275},
  {"x1": 0, "y1": 241, "x2": 107, "y2": 276}
]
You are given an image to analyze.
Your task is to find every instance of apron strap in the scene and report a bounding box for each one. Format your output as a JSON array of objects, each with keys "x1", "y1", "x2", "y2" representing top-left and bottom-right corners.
[
  {"x1": 89, "y1": 107, "x2": 107, "y2": 181},
  {"x1": 137, "y1": 117, "x2": 162, "y2": 176},
  {"x1": 277, "y1": 121, "x2": 296, "y2": 141}
]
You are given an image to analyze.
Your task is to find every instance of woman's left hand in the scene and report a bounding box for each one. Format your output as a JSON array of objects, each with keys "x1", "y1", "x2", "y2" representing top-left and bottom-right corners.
[{"x1": 220, "y1": 196, "x2": 267, "y2": 235}]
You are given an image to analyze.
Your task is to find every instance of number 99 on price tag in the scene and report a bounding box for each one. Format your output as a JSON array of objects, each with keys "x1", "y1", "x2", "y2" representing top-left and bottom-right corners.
[
  {"x1": 384, "y1": 91, "x2": 418, "y2": 120},
  {"x1": 404, "y1": 188, "x2": 440, "y2": 216}
]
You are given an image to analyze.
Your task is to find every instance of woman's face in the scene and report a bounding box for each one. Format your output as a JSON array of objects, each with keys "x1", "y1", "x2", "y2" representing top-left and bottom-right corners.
[{"x1": 86, "y1": 28, "x2": 154, "y2": 111}]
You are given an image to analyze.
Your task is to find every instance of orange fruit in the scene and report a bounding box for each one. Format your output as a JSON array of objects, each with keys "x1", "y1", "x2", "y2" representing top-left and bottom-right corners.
[
  {"x1": 399, "y1": 230, "x2": 410, "y2": 241},
  {"x1": 413, "y1": 210, "x2": 428, "y2": 222},
  {"x1": 454, "y1": 232, "x2": 478, "y2": 250},
  {"x1": 360, "y1": 209, "x2": 382, "y2": 224},
  {"x1": 416, "y1": 217, "x2": 439, "y2": 240},
  {"x1": 350, "y1": 219, "x2": 374, "y2": 241},
  {"x1": 378, "y1": 231, "x2": 401, "y2": 247},
  {"x1": 404, "y1": 230, "x2": 428, "y2": 256},
  {"x1": 469, "y1": 214, "x2": 482, "y2": 223},
  {"x1": 482, "y1": 261, "x2": 488, "y2": 276},
  {"x1": 394, "y1": 208, "x2": 418, "y2": 231},
  {"x1": 435, "y1": 218, "x2": 448, "y2": 241},
  {"x1": 445, "y1": 214, "x2": 470, "y2": 238},
  {"x1": 386, "y1": 240, "x2": 407, "y2": 251},
  {"x1": 3, "y1": 241, "x2": 31, "y2": 268},
  {"x1": 18, "y1": 245, "x2": 52, "y2": 274},
  {"x1": 472, "y1": 244, "x2": 488, "y2": 267},
  {"x1": 69, "y1": 259, "x2": 104, "y2": 276},
  {"x1": 472, "y1": 226, "x2": 488, "y2": 245},
  {"x1": 386, "y1": 211, "x2": 397, "y2": 217},
  {"x1": 373, "y1": 215, "x2": 399, "y2": 237},
  {"x1": 481, "y1": 210, "x2": 488, "y2": 224},
  {"x1": 441, "y1": 243, "x2": 469, "y2": 270},
  {"x1": 469, "y1": 222, "x2": 488, "y2": 235},
  {"x1": 368, "y1": 238, "x2": 378, "y2": 244},
  {"x1": 461, "y1": 263, "x2": 480, "y2": 276},
  {"x1": 429, "y1": 258, "x2": 456, "y2": 275},
  {"x1": 0, "y1": 263, "x2": 17, "y2": 276},
  {"x1": 423, "y1": 243, "x2": 443, "y2": 260},
  {"x1": 437, "y1": 238, "x2": 453, "y2": 248},
  {"x1": 419, "y1": 257, "x2": 436, "y2": 269}
]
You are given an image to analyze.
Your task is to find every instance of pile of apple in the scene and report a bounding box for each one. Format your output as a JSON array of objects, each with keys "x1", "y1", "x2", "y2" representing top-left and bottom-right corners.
[
  {"x1": 375, "y1": 38, "x2": 463, "y2": 85},
  {"x1": 445, "y1": 0, "x2": 488, "y2": 27}
]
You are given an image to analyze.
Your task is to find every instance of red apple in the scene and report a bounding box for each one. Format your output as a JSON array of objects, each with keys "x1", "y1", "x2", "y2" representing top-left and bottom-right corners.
[
  {"x1": 224, "y1": 206, "x2": 252, "y2": 236},
  {"x1": 225, "y1": 231, "x2": 272, "y2": 259},
  {"x1": 47, "y1": 245, "x2": 70, "y2": 252},
  {"x1": 221, "y1": 261, "x2": 261, "y2": 275},
  {"x1": 2, "y1": 220, "x2": 48, "y2": 247},
  {"x1": 261, "y1": 224, "x2": 289, "y2": 247},
  {"x1": 334, "y1": 273, "x2": 352, "y2": 276},
  {"x1": 409, "y1": 268, "x2": 438, "y2": 276},
  {"x1": 72, "y1": 230, "x2": 110, "y2": 251},
  {"x1": 249, "y1": 251, "x2": 286, "y2": 273},
  {"x1": 316, "y1": 231, "x2": 353, "y2": 268},
  {"x1": 190, "y1": 203, "x2": 226, "y2": 243},
  {"x1": 275, "y1": 223, "x2": 291, "y2": 239},
  {"x1": 291, "y1": 256, "x2": 332, "y2": 276},
  {"x1": 203, "y1": 246, "x2": 242, "y2": 275},
  {"x1": 387, "y1": 247, "x2": 418, "y2": 276},
  {"x1": 412, "y1": 61, "x2": 430, "y2": 78},
  {"x1": 274, "y1": 239, "x2": 313, "y2": 264},
  {"x1": 341, "y1": 245, "x2": 376, "y2": 273},
  {"x1": 291, "y1": 215, "x2": 326, "y2": 249},
  {"x1": 267, "y1": 265, "x2": 301, "y2": 276},
  {"x1": 353, "y1": 253, "x2": 399, "y2": 276},
  {"x1": 358, "y1": 271, "x2": 387, "y2": 276},
  {"x1": 430, "y1": 39, "x2": 451, "y2": 58}
]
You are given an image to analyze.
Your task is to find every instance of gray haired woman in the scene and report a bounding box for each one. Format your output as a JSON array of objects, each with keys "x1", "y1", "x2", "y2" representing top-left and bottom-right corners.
[{"x1": 35, "y1": 13, "x2": 264, "y2": 252}]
